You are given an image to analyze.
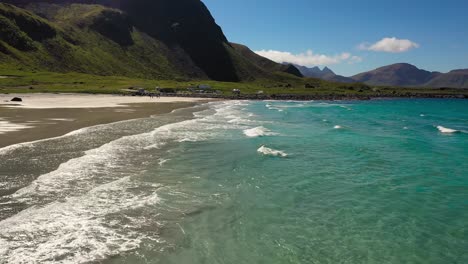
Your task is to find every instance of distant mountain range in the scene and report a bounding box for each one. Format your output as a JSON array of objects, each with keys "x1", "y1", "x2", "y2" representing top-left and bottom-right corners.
[
  {"x1": 295, "y1": 63, "x2": 468, "y2": 88},
  {"x1": 292, "y1": 64, "x2": 355, "y2": 83}
]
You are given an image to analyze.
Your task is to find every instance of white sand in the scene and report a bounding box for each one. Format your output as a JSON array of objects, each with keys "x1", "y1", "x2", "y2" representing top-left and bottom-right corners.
[{"x1": 0, "y1": 93, "x2": 207, "y2": 109}]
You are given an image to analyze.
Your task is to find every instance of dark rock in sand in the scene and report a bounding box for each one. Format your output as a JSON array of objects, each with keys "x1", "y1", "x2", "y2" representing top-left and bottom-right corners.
[{"x1": 11, "y1": 97, "x2": 22, "y2": 102}]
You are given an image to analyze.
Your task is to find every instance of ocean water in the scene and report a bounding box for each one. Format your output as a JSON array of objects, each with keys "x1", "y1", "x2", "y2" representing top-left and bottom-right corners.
[{"x1": 0, "y1": 99, "x2": 467, "y2": 263}]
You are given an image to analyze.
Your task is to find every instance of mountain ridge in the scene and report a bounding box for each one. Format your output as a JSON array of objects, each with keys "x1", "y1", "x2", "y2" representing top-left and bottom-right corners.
[
  {"x1": 293, "y1": 63, "x2": 467, "y2": 88},
  {"x1": 0, "y1": 1, "x2": 302, "y2": 82},
  {"x1": 350, "y1": 63, "x2": 441, "y2": 87},
  {"x1": 293, "y1": 64, "x2": 355, "y2": 83}
]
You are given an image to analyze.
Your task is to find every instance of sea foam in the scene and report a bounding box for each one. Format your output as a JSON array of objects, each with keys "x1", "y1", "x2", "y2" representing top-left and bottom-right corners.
[
  {"x1": 437, "y1": 126, "x2": 458, "y2": 134},
  {"x1": 243, "y1": 126, "x2": 277, "y2": 137},
  {"x1": 0, "y1": 101, "x2": 253, "y2": 263},
  {"x1": 257, "y1": 145, "x2": 288, "y2": 157},
  {"x1": 0, "y1": 177, "x2": 162, "y2": 264}
]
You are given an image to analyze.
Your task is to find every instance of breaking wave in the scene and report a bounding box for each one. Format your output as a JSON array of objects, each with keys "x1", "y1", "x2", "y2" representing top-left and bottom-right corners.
[
  {"x1": 437, "y1": 126, "x2": 460, "y2": 134},
  {"x1": 257, "y1": 145, "x2": 288, "y2": 157},
  {"x1": 243, "y1": 126, "x2": 277, "y2": 137}
]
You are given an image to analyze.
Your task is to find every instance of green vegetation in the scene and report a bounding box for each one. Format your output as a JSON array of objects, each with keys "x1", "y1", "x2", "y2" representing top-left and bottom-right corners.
[
  {"x1": 0, "y1": 3, "x2": 196, "y2": 80},
  {"x1": 0, "y1": 15, "x2": 36, "y2": 51},
  {"x1": 1, "y1": 66, "x2": 466, "y2": 98}
]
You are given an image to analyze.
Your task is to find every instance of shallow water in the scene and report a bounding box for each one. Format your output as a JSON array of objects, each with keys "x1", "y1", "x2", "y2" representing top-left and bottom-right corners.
[{"x1": 0, "y1": 99, "x2": 467, "y2": 263}]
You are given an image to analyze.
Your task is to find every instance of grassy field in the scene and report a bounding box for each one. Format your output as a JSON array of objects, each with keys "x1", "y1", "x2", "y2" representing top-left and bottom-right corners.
[{"x1": 1, "y1": 67, "x2": 467, "y2": 98}]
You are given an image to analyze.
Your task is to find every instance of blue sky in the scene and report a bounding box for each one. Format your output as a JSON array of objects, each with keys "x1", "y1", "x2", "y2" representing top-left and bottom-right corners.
[{"x1": 203, "y1": 0, "x2": 468, "y2": 76}]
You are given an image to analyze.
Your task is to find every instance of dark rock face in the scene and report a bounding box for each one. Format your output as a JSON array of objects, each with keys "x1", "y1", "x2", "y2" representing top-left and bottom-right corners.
[
  {"x1": 282, "y1": 64, "x2": 303, "y2": 78},
  {"x1": 11, "y1": 97, "x2": 22, "y2": 102},
  {"x1": 119, "y1": 0, "x2": 238, "y2": 81},
  {"x1": 89, "y1": 10, "x2": 133, "y2": 46}
]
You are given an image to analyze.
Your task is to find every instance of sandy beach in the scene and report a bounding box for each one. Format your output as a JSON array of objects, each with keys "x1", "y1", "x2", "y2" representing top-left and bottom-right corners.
[
  {"x1": 0, "y1": 93, "x2": 210, "y2": 148},
  {"x1": 0, "y1": 93, "x2": 207, "y2": 109}
]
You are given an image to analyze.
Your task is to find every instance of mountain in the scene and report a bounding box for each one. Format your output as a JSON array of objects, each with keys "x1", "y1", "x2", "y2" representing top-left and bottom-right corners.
[
  {"x1": 231, "y1": 43, "x2": 302, "y2": 77},
  {"x1": 350, "y1": 63, "x2": 468, "y2": 88},
  {"x1": 351, "y1": 63, "x2": 441, "y2": 87},
  {"x1": 294, "y1": 65, "x2": 355, "y2": 83},
  {"x1": 291, "y1": 62, "x2": 467, "y2": 88},
  {"x1": 424, "y1": 69, "x2": 468, "y2": 88},
  {"x1": 0, "y1": 1, "x2": 302, "y2": 82}
]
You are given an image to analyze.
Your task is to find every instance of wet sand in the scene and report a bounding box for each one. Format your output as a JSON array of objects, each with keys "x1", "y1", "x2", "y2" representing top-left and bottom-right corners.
[{"x1": 0, "y1": 102, "x2": 199, "y2": 148}]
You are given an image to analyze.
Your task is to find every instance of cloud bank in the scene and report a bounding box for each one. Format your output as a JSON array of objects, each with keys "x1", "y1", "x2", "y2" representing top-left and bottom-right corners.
[
  {"x1": 359, "y1": 37, "x2": 419, "y2": 53},
  {"x1": 254, "y1": 50, "x2": 362, "y2": 66}
]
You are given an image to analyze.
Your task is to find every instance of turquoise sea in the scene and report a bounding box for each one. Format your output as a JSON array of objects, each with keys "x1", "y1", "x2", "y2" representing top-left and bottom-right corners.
[{"x1": 0, "y1": 99, "x2": 467, "y2": 263}]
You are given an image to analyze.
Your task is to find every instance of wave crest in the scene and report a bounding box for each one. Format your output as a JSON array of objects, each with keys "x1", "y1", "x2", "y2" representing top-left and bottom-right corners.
[
  {"x1": 243, "y1": 126, "x2": 277, "y2": 138},
  {"x1": 257, "y1": 145, "x2": 288, "y2": 157},
  {"x1": 437, "y1": 126, "x2": 458, "y2": 134}
]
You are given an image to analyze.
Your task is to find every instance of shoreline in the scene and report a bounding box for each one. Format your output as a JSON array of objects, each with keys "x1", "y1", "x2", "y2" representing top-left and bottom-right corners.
[
  {"x1": 0, "y1": 92, "x2": 465, "y2": 149},
  {"x1": 156, "y1": 93, "x2": 468, "y2": 101},
  {"x1": 1, "y1": 92, "x2": 467, "y2": 106},
  {"x1": 0, "y1": 94, "x2": 211, "y2": 148}
]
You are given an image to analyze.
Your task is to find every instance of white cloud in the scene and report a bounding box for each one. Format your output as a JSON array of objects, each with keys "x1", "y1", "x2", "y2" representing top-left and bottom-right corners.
[
  {"x1": 254, "y1": 49, "x2": 362, "y2": 66},
  {"x1": 350, "y1": 55, "x2": 363, "y2": 64},
  {"x1": 359, "y1": 37, "x2": 419, "y2": 53}
]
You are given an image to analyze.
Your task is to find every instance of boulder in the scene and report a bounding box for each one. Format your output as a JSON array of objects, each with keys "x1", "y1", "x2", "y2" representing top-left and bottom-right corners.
[{"x1": 11, "y1": 97, "x2": 22, "y2": 102}]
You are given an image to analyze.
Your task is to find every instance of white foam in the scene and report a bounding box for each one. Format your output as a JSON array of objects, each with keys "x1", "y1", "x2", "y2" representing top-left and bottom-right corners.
[
  {"x1": 340, "y1": 105, "x2": 353, "y2": 111},
  {"x1": 158, "y1": 158, "x2": 170, "y2": 166},
  {"x1": 334, "y1": 125, "x2": 343, "y2": 129},
  {"x1": 265, "y1": 103, "x2": 285, "y2": 112},
  {"x1": 0, "y1": 177, "x2": 162, "y2": 263},
  {"x1": 11, "y1": 109, "x2": 232, "y2": 200},
  {"x1": 313, "y1": 102, "x2": 352, "y2": 108},
  {"x1": 437, "y1": 126, "x2": 458, "y2": 134},
  {"x1": 243, "y1": 126, "x2": 277, "y2": 138},
  {"x1": 257, "y1": 145, "x2": 288, "y2": 157},
  {"x1": 0, "y1": 100, "x2": 258, "y2": 263},
  {"x1": 0, "y1": 126, "x2": 90, "y2": 155},
  {"x1": 0, "y1": 116, "x2": 149, "y2": 156}
]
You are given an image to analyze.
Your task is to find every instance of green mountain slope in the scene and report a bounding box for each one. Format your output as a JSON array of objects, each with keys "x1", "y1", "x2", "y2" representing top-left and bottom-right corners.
[
  {"x1": 0, "y1": 1, "x2": 301, "y2": 82},
  {"x1": 230, "y1": 43, "x2": 303, "y2": 77}
]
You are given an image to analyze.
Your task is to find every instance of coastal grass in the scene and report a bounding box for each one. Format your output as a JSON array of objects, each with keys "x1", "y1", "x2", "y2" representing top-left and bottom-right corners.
[{"x1": 1, "y1": 67, "x2": 467, "y2": 97}]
